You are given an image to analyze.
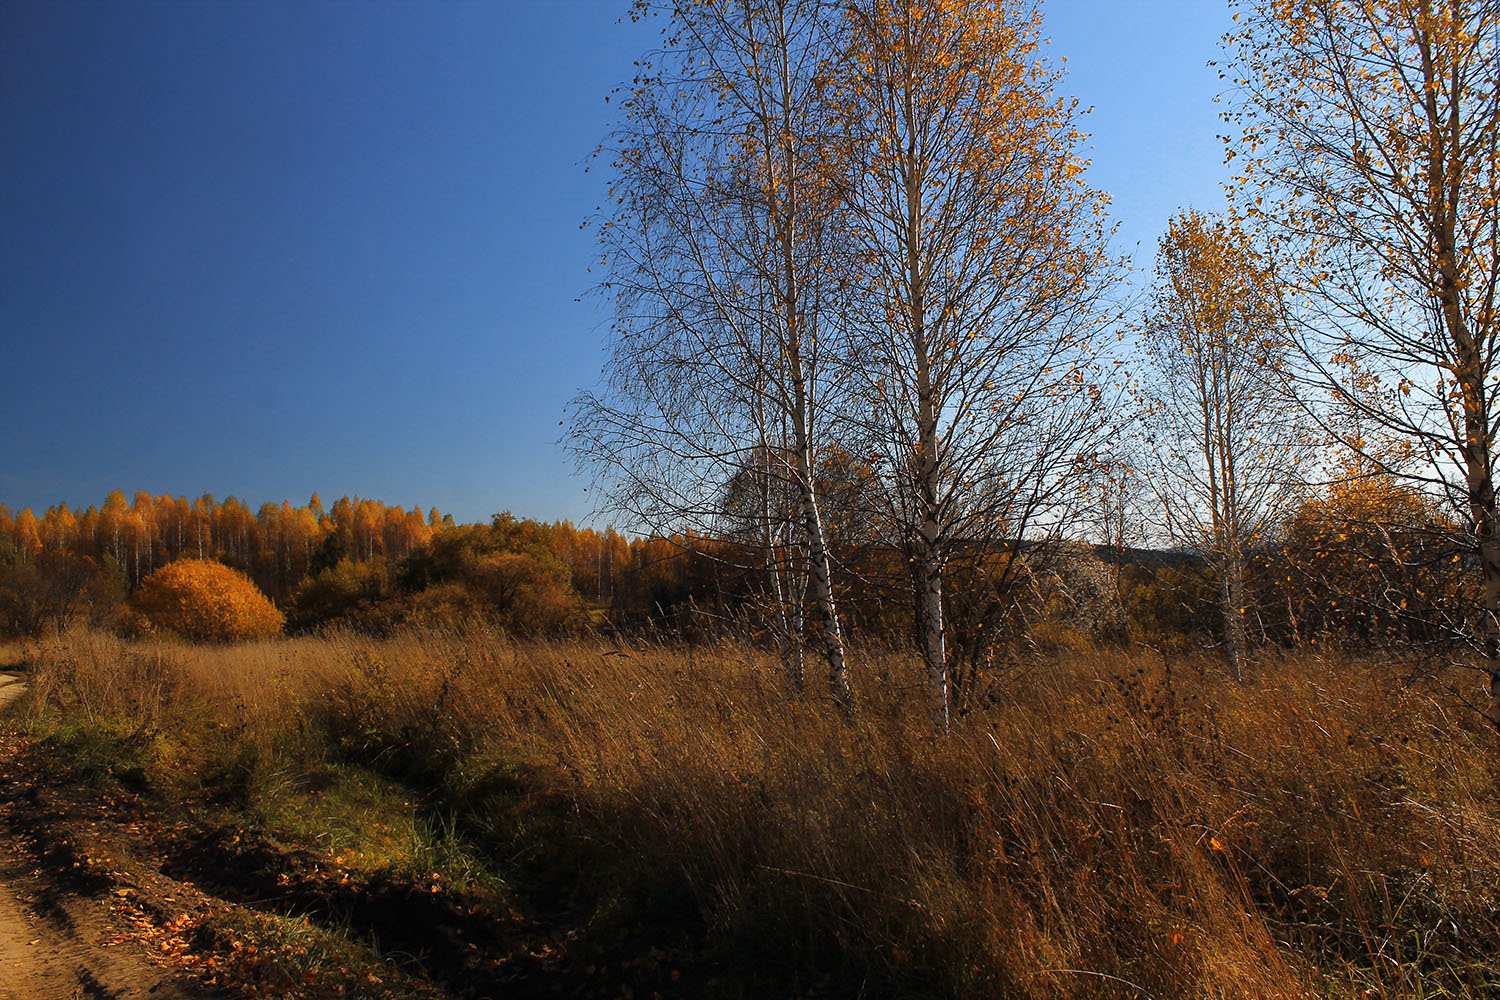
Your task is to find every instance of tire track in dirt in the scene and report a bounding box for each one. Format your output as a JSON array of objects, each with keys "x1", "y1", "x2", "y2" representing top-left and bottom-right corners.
[
  {"x1": 0, "y1": 817, "x2": 133, "y2": 1000},
  {"x1": 0, "y1": 847, "x2": 103, "y2": 1000},
  {"x1": 0, "y1": 713, "x2": 199, "y2": 1000}
]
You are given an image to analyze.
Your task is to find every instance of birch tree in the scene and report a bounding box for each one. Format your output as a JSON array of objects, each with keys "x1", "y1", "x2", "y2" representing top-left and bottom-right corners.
[
  {"x1": 1227, "y1": 0, "x2": 1500, "y2": 723},
  {"x1": 828, "y1": 0, "x2": 1114, "y2": 726},
  {"x1": 1136, "y1": 210, "x2": 1306, "y2": 679},
  {"x1": 574, "y1": 0, "x2": 854, "y2": 705}
]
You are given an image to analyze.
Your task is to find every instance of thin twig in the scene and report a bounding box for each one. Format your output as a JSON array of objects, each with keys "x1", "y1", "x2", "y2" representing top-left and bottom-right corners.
[{"x1": 1032, "y1": 967, "x2": 1157, "y2": 999}]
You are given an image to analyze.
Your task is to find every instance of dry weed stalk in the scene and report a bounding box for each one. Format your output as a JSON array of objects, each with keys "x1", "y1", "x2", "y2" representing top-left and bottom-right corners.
[{"x1": 15, "y1": 626, "x2": 1500, "y2": 998}]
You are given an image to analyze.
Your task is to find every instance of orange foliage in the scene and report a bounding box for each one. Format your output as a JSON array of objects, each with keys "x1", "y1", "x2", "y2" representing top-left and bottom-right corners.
[
  {"x1": 1280, "y1": 474, "x2": 1462, "y2": 642},
  {"x1": 0, "y1": 491, "x2": 448, "y2": 599},
  {"x1": 133, "y1": 559, "x2": 283, "y2": 642}
]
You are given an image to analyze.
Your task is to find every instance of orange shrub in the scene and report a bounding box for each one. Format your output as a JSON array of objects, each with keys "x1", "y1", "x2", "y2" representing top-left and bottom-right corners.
[{"x1": 133, "y1": 559, "x2": 283, "y2": 642}]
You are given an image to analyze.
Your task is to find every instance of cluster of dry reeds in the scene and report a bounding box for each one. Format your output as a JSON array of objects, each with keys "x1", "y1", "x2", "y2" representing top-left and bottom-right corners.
[{"x1": 16, "y1": 627, "x2": 1500, "y2": 999}]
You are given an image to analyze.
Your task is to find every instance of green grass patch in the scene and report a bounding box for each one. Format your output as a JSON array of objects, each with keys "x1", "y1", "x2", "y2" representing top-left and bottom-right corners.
[
  {"x1": 31, "y1": 715, "x2": 159, "y2": 792},
  {"x1": 240, "y1": 763, "x2": 422, "y2": 869}
]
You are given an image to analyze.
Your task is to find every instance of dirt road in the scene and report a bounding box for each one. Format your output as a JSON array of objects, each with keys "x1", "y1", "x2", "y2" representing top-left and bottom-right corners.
[
  {"x1": 0, "y1": 847, "x2": 106, "y2": 1000},
  {"x1": 0, "y1": 835, "x2": 195, "y2": 1000},
  {"x1": 0, "y1": 673, "x2": 22, "y2": 712},
  {"x1": 0, "y1": 676, "x2": 195, "y2": 1000}
]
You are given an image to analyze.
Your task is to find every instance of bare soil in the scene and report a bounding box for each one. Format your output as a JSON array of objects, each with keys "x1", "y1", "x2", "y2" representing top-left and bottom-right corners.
[
  {"x1": 0, "y1": 833, "x2": 195, "y2": 1000},
  {"x1": 0, "y1": 676, "x2": 200, "y2": 1000},
  {"x1": 0, "y1": 673, "x2": 22, "y2": 711}
]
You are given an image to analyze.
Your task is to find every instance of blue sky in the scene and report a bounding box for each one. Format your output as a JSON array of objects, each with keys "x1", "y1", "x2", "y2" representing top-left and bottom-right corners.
[{"x1": 1, "y1": 0, "x2": 1233, "y2": 526}]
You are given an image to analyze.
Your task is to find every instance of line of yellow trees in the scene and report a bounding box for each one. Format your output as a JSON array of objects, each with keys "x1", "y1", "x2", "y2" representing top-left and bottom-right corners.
[
  {"x1": 0, "y1": 490, "x2": 758, "y2": 639},
  {"x1": 0, "y1": 475, "x2": 1472, "y2": 696},
  {"x1": 0, "y1": 491, "x2": 450, "y2": 594}
]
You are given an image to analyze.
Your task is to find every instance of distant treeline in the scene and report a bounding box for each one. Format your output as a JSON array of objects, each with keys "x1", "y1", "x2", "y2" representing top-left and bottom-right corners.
[
  {"x1": 0, "y1": 492, "x2": 452, "y2": 594},
  {"x1": 0, "y1": 479, "x2": 1474, "y2": 678},
  {"x1": 0, "y1": 491, "x2": 667, "y2": 636}
]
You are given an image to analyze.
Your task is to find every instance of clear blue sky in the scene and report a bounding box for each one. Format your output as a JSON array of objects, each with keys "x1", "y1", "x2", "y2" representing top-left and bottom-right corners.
[{"x1": 1, "y1": 0, "x2": 1232, "y2": 526}]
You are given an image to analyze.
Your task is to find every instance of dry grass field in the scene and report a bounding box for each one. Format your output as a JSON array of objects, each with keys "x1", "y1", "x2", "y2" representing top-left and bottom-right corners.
[{"x1": 4, "y1": 627, "x2": 1499, "y2": 998}]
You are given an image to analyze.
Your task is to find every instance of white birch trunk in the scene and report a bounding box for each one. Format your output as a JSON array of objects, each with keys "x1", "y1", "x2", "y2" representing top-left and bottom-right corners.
[{"x1": 796, "y1": 441, "x2": 850, "y2": 710}]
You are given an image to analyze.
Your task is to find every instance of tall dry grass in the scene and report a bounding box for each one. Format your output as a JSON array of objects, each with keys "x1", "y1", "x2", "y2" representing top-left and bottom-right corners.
[{"x1": 14, "y1": 625, "x2": 1500, "y2": 999}]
